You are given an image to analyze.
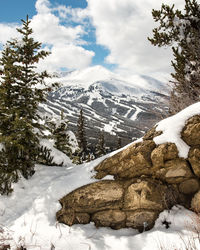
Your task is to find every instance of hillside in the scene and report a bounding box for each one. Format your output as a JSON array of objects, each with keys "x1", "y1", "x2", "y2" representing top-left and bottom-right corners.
[{"x1": 41, "y1": 66, "x2": 169, "y2": 149}]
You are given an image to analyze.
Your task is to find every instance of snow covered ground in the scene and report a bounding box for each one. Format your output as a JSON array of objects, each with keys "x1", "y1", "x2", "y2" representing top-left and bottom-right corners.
[
  {"x1": 0, "y1": 162, "x2": 199, "y2": 250},
  {"x1": 1, "y1": 102, "x2": 200, "y2": 250}
]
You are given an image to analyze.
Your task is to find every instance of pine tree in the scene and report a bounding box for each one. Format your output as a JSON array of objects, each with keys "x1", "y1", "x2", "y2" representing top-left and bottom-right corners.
[
  {"x1": 95, "y1": 131, "x2": 106, "y2": 158},
  {"x1": 117, "y1": 137, "x2": 122, "y2": 149},
  {"x1": 37, "y1": 146, "x2": 54, "y2": 166},
  {"x1": 0, "y1": 16, "x2": 53, "y2": 194},
  {"x1": 75, "y1": 109, "x2": 88, "y2": 163},
  {"x1": 53, "y1": 110, "x2": 72, "y2": 158},
  {"x1": 148, "y1": 0, "x2": 200, "y2": 113}
]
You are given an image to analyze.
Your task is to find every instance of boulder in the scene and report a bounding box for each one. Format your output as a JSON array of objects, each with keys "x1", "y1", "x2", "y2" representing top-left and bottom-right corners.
[
  {"x1": 123, "y1": 180, "x2": 167, "y2": 211},
  {"x1": 155, "y1": 159, "x2": 193, "y2": 183},
  {"x1": 191, "y1": 191, "x2": 200, "y2": 212},
  {"x1": 58, "y1": 180, "x2": 124, "y2": 214},
  {"x1": 57, "y1": 113, "x2": 200, "y2": 232},
  {"x1": 151, "y1": 143, "x2": 178, "y2": 168},
  {"x1": 94, "y1": 140, "x2": 156, "y2": 179},
  {"x1": 91, "y1": 210, "x2": 126, "y2": 229},
  {"x1": 188, "y1": 146, "x2": 200, "y2": 177},
  {"x1": 143, "y1": 127, "x2": 162, "y2": 141},
  {"x1": 181, "y1": 115, "x2": 200, "y2": 146},
  {"x1": 57, "y1": 178, "x2": 180, "y2": 230},
  {"x1": 179, "y1": 179, "x2": 199, "y2": 194},
  {"x1": 56, "y1": 209, "x2": 90, "y2": 226},
  {"x1": 126, "y1": 210, "x2": 158, "y2": 232}
]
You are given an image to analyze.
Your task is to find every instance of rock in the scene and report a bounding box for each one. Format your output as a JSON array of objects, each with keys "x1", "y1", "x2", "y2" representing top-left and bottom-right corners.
[
  {"x1": 191, "y1": 191, "x2": 200, "y2": 212},
  {"x1": 155, "y1": 159, "x2": 193, "y2": 183},
  {"x1": 57, "y1": 112, "x2": 200, "y2": 232},
  {"x1": 56, "y1": 209, "x2": 90, "y2": 226},
  {"x1": 143, "y1": 127, "x2": 162, "y2": 141},
  {"x1": 92, "y1": 210, "x2": 126, "y2": 229},
  {"x1": 182, "y1": 115, "x2": 200, "y2": 146},
  {"x1": 94, "y1": 140, "x2": 156, "y2": 179},
  {"x1": 56, "y1": 209, "x2": 75, "y2": 226},
  {"x1": 188, "y1": 146, "x2": 200, "y2": 177},
  {"x1": 151, "y1": 143, "x2": 178, "y2": 168},
  {"x1": 58, "y1": 180, "x2": 124, "y2": 214},
  {"x1": 179, "y1": 179, "x2": 199, "y2": 194},
  {"x1": 75, "y1": 213, "x2": 91, "y2": 224},
  {"x1": 126, "y1": 210, "x2": 158, "y2": 232},
  {"x1": 123, "y1": 180, "x2": 167, "y2": 211}
]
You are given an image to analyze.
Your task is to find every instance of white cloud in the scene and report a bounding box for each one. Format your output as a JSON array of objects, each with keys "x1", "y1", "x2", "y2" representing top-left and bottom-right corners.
[
  {"x1": 0, "y1": 0, "x2": 186, "y2": 77},
  {"x1": 31, "y1": 0, "x2": 94, "y2": 71},
  {"x1": 35, "y1": 0, "x2": 51, "y2": 14},
  {"x1": 53, "y1": 5, "x2": 90, "y2": 24},
  {"x1": 30, "y1": 13, "x2": 84, "y2": 46},
  {"x1": 0, "y1": 0, "x2": 94, "y2": 72},
  {"x1": 0, "y1": 23, "x2": 19, "y2": 44},
  {"x1": 38, "y1": 44, "x2": 94, "y2": 72},
  {"x1": 87, "y1": 0, "x2": 185, "y2": 77}
]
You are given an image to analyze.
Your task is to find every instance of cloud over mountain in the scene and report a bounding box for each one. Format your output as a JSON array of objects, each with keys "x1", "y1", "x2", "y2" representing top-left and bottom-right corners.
[{"x1": 0, "y1": 0, "x2": 185, "y2": 78}]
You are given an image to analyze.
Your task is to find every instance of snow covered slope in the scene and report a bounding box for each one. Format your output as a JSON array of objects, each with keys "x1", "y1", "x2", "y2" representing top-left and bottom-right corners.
[
  {"x1": 0, "y1": 163, "x2": 198, "y2": 250},
  {"x1": 43, "y1": 66, "x2": 169, "y2": 149}
]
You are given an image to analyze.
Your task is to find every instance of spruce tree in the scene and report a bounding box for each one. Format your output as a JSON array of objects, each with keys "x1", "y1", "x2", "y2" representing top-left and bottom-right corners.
[
  {"x1": 117, "y1": 137, "x2": 122, "y2": 149},
  {"x1": 148, "y1": 0, "x2": 200, "y2": 113},
  {"x1": 75, "y1": 109, "x2": 88, "y2": 163},
  {"x1": 0, "y1": 16, "x2": 53, "y2": 194},
  {"x1": 53, "y1": 110, "x2": 72, "y2": 158},
  {"x1": 95, "y1": 131, "x2": 106, "y2": 158}
]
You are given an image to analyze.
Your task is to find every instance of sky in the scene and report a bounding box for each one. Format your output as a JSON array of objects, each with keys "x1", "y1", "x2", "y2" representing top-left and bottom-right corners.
[{"x1": 0, "y1": 0, "x2": 185, "y2": 80}]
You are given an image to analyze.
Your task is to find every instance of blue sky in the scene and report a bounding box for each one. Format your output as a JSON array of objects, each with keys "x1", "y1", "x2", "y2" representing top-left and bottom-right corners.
[
  {"x1": 0, "y1": 0, "x2": 87, "y2": 22},
  {"x1": 0, "y1": 1, "x2": 36, "y2": 22},
  {"x1": 0, "y1": 0, "x2": 112, "y2": 69},
  {"x1": 0, "y1": 0, "x2": 184, "y2": 78}
]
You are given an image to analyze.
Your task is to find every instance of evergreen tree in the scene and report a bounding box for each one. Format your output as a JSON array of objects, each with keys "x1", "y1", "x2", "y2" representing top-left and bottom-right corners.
[
  {"x1": 0, "y1": 16, "x2": 53, "y2": 194},
  {"x1": 53, "y1": 110, "x2": 72, "y2": 158},
  {"x1": 37, "y1": 146, "x2": 54, "y2": 166},
  {"x1": 117, "y1": 137, "x2": 122, "y2": 149},
  {"x1": 95, "y1": 131, "x2": 106, "y2": 158},
  {"x1": 148, "y1": 0, "x2": 200, "y2": 113},
  {"x1": 75, "y1": 109, "x2": 88, "y2": 163}
]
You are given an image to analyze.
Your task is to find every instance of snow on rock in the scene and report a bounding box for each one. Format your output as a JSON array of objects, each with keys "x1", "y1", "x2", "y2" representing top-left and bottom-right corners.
[{"x1": 154, "y1": 102, "x2": 200, "y2": 158}]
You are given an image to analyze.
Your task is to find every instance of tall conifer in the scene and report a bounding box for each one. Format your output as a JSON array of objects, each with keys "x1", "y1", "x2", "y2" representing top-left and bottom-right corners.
[
  {"x1": 148, "y1": 0, "x2": 200, "y2": 113},
  {"x1": 117, "y1": 137, "x2": 122, "y2": 149},
  {"x1": 95, "y1": 131, "x2": 106, "y2": 157},
  {"x1": 53, "y1": 110, "x2": 72, "y2": 158},
  {"x1": 75, "y1": 109, "x2": 88, "y2": 162},
  {"x1": 0, "y1": 16, "x2": 53, "y2": 194}
]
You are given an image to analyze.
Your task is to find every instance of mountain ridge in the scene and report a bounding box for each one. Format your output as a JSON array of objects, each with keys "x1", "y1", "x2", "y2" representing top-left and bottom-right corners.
[{"x1": 42, "y1": 66, "x2": 169, "y2": 149}]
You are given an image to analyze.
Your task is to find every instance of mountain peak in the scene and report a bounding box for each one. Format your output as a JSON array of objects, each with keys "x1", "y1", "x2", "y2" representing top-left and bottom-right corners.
[{"x1": 49, "y1": 66, "x2": 168, "y2": 95}]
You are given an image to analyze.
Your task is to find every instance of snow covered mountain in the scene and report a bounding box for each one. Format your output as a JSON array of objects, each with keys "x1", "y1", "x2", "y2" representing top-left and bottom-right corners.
[{"x1": 42, "y1": 66, "x2": 169, "y2": 149}]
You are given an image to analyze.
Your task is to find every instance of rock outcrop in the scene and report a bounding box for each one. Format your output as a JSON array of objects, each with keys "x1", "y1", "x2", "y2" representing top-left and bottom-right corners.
[{"x1": 57, "y1": 113, "x2": 200, "y2": 231}]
